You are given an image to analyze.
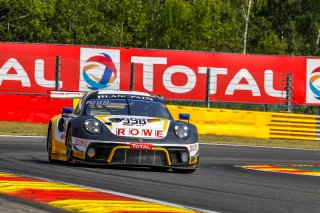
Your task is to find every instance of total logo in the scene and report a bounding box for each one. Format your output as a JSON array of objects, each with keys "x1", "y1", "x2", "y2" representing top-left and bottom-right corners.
[
  {"x1": 306, "y1": 59, "x2": 320, "y2": 104},
  {"x1": 130, "y1": 143, "x2": 153, "y2": 150},
  {"x1": 82, "y1": 53, "x2": 117, "y2": 90},
  {"x1": 79, "y1": 48, "x2": 120, "y2": 91},
  {"x1": 309, "y1": 68, "x2": 320, "y2": 99}
]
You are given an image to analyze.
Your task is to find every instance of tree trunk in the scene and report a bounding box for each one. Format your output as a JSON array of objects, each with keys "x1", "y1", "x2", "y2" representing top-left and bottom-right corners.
[{"x1": 243, "y1": 0, "x2": 252, "y2": 54}]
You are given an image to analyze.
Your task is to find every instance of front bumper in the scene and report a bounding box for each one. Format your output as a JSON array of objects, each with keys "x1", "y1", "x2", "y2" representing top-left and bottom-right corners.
[{"x1": 71, "y1": 138, "x2": 199, "y2": 168}]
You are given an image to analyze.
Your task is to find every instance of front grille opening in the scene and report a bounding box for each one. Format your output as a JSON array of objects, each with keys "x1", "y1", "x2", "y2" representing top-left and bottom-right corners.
[{"x1": 112, "y1": 149, "x2": 167, "y2": 166}]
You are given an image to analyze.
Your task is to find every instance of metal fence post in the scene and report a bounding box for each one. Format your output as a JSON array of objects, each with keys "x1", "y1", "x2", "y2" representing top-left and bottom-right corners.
[
  {"x1": 285, "y1": 73, "x2": 293, "y2": 112},
  {"x1": 55, "y1": 56, "x2": 61, "y2": 91},
  {"x1": 205, "y1": 68, "x2": 211, "y2": 108},
  {"x1": 130, "y1": 62, "x2": 135, "y2": 91}
]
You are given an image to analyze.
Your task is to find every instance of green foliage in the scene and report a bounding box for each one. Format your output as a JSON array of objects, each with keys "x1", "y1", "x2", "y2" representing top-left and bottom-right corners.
[
  {"x1": 0, "y1": 0, "x2": 319, "y2": 55},
  {"x1": 0, "y1": 0, "x2": 56, "y2": 42},
  {"x1": 256, "y1": 32, "x2": 287, "y2": 55}
]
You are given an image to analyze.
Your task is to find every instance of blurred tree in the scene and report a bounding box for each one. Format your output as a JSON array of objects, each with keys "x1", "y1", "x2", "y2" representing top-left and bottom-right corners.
[
  {"x1": 189, "y1": 0, "x2": 243, "y2": 52},
  {"x1": 0, "y1": 0, "x2": 319, "y2": 56},
  {"x1": 49, "y1": 0, "x2": 103, "y2": 44},
  {"x1": 248, "y1": 0, "x2": 320, "y2": 55},
  {"x1": 0, "y1": 0, "x2": 55, "y2": 42}
]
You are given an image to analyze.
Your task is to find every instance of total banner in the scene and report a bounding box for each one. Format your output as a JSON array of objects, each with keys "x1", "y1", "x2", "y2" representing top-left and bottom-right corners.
[{"x1": 0, "y1": 42, "x2": 319, "y2": 105}]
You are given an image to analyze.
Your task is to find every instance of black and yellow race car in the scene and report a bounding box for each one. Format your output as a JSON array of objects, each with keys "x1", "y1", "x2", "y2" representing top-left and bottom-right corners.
[{"x1": 47, "y1": 90, "x2": 199, "y2": 172}]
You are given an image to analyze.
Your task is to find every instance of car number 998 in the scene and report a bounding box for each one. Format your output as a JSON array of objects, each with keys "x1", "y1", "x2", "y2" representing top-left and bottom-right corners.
[{"x1": 122, "y1": 118, "x2": 147, "y2": 125}]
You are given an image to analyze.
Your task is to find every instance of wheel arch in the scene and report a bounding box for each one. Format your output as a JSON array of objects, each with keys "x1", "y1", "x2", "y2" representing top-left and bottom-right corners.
[{"x1": 65, "y1": 121, "x2": 73, "y2": 145}]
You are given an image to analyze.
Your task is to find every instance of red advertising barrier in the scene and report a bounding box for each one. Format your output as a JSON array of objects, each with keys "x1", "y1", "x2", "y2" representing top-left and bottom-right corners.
[
  {"x1": 1, "y1": 42, "x2": 320, "y2": 122},
  {"x1": 0, "y1": 94, "x2": 71, "y2": 123},
  {"x1": 127, "y1": 49, "x2": 308, "y2": 104},
  {"x1": 0, "y1": 43, "x2": 80, "y2": 94},
  {"x1": 2, "y1": 42, "x2": 319, "y2": 105}
]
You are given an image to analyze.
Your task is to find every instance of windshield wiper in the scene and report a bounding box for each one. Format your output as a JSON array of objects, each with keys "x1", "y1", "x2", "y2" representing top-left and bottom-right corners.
[{"x1": 125, "y1": 96, "x2": 131, "y2": 115}]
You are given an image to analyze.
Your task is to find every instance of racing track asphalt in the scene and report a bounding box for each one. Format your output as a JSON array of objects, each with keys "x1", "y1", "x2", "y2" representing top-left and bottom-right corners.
[{"x1": 1, "y1": 136, "x2": 320, "y2": 213}]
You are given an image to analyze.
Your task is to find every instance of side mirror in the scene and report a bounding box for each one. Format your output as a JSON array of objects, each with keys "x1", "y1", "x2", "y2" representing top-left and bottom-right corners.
[
  {"x1": 62, "y1": 107, "x2": 73, "y2": 117},
  {"x1": 179, "y1": 113, "x2": 190, "y2": 122}
]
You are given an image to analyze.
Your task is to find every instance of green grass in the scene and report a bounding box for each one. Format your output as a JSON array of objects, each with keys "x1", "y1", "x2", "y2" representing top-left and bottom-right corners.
[
  {"x1": 0, "y1": 122, "x2": 48, "y2": 136},
  {"x1": 1, "y1": 121, "x2": 319, "y2": 149},
  {"x1": 200, "y1": 135, "x2": 320, "y2": 150}
]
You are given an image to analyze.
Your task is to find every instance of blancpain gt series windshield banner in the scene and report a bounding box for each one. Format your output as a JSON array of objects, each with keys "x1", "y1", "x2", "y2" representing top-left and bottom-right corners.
[{"x1": 0, "y1": 42, "x2": 319, "y2": 105}]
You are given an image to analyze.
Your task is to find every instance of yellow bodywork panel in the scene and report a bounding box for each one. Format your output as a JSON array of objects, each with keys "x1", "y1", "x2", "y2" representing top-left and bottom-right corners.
[
  {"x1": 73, "y1": 98, "x2": 81, "y2": 110},
  {"x1": 50, "y1": 115, "x2": 67, "y2": 161}
]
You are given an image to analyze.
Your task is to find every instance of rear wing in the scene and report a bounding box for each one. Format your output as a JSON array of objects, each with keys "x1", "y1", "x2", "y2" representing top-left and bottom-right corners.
[
  {"x1": 48, "y1": 90, "x2": 86, "y2": 99},
  {"x1": 48, "y1": 90, "x2": 86, "y2": 110}
]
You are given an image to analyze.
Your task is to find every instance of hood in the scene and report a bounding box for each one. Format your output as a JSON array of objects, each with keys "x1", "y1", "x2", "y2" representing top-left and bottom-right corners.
[{"x1": 95, "y1": 115, "x2": 171, "y2": 139}]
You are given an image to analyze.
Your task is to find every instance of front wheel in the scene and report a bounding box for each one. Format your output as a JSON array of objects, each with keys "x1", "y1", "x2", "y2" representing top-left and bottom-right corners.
[{"x1": 65, "y1": 127, "x2": 74, "y2": 163}]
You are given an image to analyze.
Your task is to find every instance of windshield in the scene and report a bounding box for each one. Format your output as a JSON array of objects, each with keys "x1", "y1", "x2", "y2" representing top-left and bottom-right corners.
[{"x1": 85, "y1": 99, "x2": 172, "y2": 119}]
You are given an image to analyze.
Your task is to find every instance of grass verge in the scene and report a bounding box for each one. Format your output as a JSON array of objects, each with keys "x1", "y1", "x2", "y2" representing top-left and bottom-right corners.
[
  {"x1": 0, "y1": 121, "x2": 48, "y2": 136},
  {"x1": 0, "y1": 122, "x2": 319, "y2": 150},
  {"x1": 200, "y1": 135, "x2": 320, "y2": 150}
]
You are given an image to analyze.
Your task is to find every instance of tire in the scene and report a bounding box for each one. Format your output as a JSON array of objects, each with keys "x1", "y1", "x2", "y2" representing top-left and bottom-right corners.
[
  {"x1": 47, "y1": 125, "x2": 54, "y2": 162},
  {"x1": 65, "y1": 127, "x2": 74, "y2": 163}
]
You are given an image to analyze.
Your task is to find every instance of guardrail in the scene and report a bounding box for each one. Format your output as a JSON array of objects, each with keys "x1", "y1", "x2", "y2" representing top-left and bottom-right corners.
[
  {"x1": 269, "y1": 113, "x2": 318, "y2": 141},
  {"x1": 168, "y1": 105, "x2": 319, "y2": 141}
]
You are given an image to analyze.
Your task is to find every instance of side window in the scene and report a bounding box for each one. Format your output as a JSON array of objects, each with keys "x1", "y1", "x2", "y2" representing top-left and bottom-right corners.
[{"x1": 74, "y1": 92, "x2": 90, "y2": 115}]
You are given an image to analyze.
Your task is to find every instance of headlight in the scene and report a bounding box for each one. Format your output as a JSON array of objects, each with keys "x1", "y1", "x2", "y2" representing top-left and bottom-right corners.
[
  {"x1": 174, "y1": 123, "x2": 190, "y2": 139},
  {"x1": 83, "y1": 119, "x2": 101, "y2": 134}
]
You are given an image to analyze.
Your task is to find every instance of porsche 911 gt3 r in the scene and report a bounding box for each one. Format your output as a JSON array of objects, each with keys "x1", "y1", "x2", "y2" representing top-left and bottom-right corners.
[{"x1": 47, "y1": 90, "x2": 199, "y2": 172}]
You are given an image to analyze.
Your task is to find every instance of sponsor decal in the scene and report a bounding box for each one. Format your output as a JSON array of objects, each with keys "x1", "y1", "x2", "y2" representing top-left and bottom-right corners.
[
  {"x1": 117, "y1": 128, "x2": 163, "y2": 137},
  {"x1": 74, "y1": 138, "x2": 87, "y2": 147},
  {"x1": 107, "y1": 117, "x2": 158, "y2": 126},
  {"x1": 87, "y1": 100, "x2": 110, "y2": 107},
  {"x1": 72, "y1": 138, "x2": 88, "y2": 153},
  {"x1": 306, "y1": 59, "x2": 320, "y2": 104},
  {"x1": 96, "y1": 115, "x2": 170, "y2": 138},
  {"x1": 130, "y1": 143, "x2": 153, "y2": 150},
  {"x1": 122, "y1": 118, "x2": 147, "y2": 126},
  {"x1": 189, "y1": 143, "x2": 198, "y2": 152},
  {"x1": 80, "y1": 48, "x2": 120, "y2": 91},
  {"x1": 97, "y1": 94, "x2": 155, "y2": 101}
]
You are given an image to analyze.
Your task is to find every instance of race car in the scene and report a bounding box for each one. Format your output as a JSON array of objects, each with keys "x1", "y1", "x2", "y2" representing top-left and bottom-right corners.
[{"x1": 47, "y1": 90, "x2": 199, "y2": 172}]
